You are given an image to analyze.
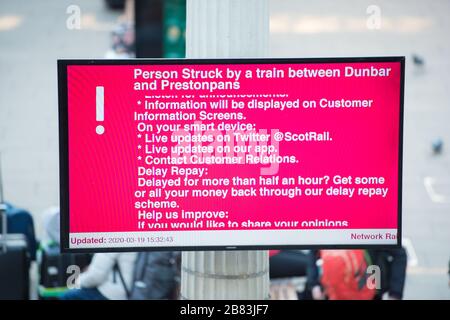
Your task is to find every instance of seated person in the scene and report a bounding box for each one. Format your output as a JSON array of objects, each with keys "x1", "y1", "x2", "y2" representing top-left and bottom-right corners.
[{"x1": 60, "y1": 252, "x2": 137, "y2": 300}]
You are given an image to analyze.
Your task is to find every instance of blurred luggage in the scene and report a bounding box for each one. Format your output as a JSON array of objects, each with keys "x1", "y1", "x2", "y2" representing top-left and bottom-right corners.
[
  {"x1": 0, "y1": 204, "x2": 31, "y2": 300},
  {"x1": 0, "y1": 203, "x2": 37, "y2": 261},
  {"x1": 37, "y1": 205, "x2": 92, "y2": 299},
  {"x1": 37, "y1": 241, "x2": 92, "y2": 299}
]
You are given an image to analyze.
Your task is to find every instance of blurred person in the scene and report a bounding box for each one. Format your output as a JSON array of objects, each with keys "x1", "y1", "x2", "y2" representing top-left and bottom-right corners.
[
  {"x1": 42, "y1": 206, "x2": 60, "y2": 245},
  {"x1": 120, "y1": 0, "x2": 134, "y2": 23},
  {"x1": 369, "y1": 248, "x2": 407, "y2": 300},
  {"x1": 312, "y1": 250, "x2": 376, "y2": 300},
  {"x1": 59, "y1": 252, "x2": 136, "y2": 300},
  {"x1": 269, "y1": 250, "x2": 309, "y2": 300},
  {"x1": 304, "y1": 250, "x2": 327, "y2": 300},
  {"x1": 105, "y1": 0, "x2": 135, "y2": 58},
  {"x1": 305, "y1": 248, "x2": 407, "y2": 300},
  {"x1": 269, "y1": 250, "x2": 308, "y2": 278}
]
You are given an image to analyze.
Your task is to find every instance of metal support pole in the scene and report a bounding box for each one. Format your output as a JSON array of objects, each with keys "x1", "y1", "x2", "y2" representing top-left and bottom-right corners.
[{"x1": 181, "y1": 0, "x2": 270, "y2": 300}]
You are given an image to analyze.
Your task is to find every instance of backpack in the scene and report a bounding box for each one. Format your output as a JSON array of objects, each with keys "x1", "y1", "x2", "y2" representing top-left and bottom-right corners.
[
  {"x1": 319, "y1": 250, "x2": 375, "y2": 300},
  {"x1": 115, "y1": 251, "x2": 181, "y2": 300}
]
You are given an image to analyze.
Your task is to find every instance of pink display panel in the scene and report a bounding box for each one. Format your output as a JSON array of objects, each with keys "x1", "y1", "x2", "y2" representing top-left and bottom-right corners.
[{"x1": 58, "y1": 58, "x2": 404, "y2": 251}]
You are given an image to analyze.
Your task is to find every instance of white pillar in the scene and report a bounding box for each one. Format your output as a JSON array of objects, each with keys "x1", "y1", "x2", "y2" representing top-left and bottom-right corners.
[
  {"x1": 181, "y1": 0, "x2": 270, "y2": 300},
  {"x1": 186, "y1": 0, "x2": 269, "y2": 58}
]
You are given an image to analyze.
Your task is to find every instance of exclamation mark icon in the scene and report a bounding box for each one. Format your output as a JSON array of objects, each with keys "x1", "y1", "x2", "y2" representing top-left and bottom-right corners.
[{"x1": 96, "y1": 86, "x2": 105, "y2": 135}]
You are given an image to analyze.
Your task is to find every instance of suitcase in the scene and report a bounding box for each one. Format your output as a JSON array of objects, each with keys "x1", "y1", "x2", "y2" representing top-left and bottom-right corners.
[
  {"x1": 0, "y1": 203, "x2": 37, "y2": 261},
  {"x1": 0, "y1": 206, "x2": 31, "y2": 299},
  {"x1": 38, "y1": 243, "x2": 92, "y2": 289}
]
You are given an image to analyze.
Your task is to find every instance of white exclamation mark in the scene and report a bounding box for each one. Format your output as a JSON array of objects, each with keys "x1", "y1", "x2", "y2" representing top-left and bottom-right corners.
[{"x1": 96, "y1": 86, "x2": 105, "y2": 135}]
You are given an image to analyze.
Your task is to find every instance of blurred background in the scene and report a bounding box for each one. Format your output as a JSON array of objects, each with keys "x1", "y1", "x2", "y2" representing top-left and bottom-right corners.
[{"x1": 0, "y1": 0, "x2": 449, "y2": 300}]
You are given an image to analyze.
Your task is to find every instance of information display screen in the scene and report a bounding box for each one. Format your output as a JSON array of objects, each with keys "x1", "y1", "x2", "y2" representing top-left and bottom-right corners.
[{"x1": 58, "y1": 57, "x2": 404, "y2": 251}]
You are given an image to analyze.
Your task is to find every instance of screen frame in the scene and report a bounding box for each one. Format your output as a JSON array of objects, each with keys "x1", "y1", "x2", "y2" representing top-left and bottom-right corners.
[{"x1": 58, "y1": 57, "x2": 404, "y2": 253}]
